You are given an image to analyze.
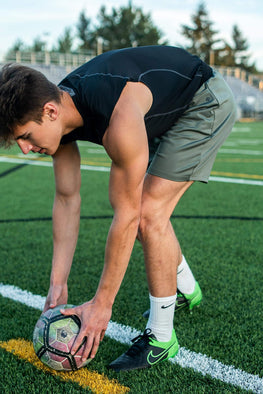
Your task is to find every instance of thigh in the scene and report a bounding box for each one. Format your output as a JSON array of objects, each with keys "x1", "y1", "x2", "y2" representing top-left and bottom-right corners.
[{"x1": 141, "y1": 174, "x2": 193, "y2": 219}]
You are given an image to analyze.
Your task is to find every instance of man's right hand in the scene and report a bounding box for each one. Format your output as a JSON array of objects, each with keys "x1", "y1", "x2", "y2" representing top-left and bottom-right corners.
[{"x1": 43, "y1": 283, "x2": 68, "y2": 312}]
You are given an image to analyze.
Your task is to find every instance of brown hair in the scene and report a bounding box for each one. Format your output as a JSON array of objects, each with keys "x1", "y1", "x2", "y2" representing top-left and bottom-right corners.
[{"x1": 0, "y1": 64, "x2": 61, "y2": 147}]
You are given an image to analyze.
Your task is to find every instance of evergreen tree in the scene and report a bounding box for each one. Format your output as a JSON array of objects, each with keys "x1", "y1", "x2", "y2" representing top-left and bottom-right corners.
[
  {"x1": 215, "y1": 25, "x2": 257, "y2": 72},
  {"x1": 94, "y1": 2, "x2": 166, "y2": 52},
  {"x1": 7, "y1": 39, "x2": 25, "y2": 52},
  {"x1": 31, "y1": 36, "x2": 46, "y2": 52},
  {"x1": 232, "y1": 24, "x2": 255, "y2": 71},
  {"x1": 55, "y1": 27, "x2": 73, "y2": 53},
  {"x1": 181, "y1": 2, "x2": 220, "y2": 63},
  {"x1": 214, "y1": 41, "x2": 235, "y2": 67},
  {"x1": 76, "y1": 10, "x2": 96, "y2": 51},
  {"x1": 5, "y1": 39, "x2": 26, "y2": 62}
]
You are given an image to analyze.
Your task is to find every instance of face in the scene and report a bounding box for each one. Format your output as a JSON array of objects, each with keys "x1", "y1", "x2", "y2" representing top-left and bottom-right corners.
[{"x1": 14, "y1": 106, "x2": 62, "y2": 156}]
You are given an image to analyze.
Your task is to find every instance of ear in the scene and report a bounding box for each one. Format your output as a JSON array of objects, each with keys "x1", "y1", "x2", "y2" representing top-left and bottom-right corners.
[{"x1": 43, "y1": 102, "x2": 59, "y2": 121}]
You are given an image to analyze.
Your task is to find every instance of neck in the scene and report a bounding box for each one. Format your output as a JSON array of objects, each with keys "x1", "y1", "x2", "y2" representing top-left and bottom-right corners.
[{"x1": 60, "y1": 91, "x2": 84, "y2": 136}]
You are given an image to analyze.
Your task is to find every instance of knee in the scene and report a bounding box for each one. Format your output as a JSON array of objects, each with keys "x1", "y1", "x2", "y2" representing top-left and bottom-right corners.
[{"x1": 138, "y1": 207, "x2": 167, "y2": 242}]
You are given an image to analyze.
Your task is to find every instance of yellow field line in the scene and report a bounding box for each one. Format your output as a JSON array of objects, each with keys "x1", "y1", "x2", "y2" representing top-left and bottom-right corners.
[
  {"x1": 81, "y1": 159, "x2": 111, "y2": 166},
  {"x1": 0, "y1": 339, "x2": 129, "y2": 394},
  {"x1": 211, "y1": 171, "x2": 263, "y2": 180},
  {"x1": 0, "y1": 153, "x2": 49, "y2": 161},
  {"x1": 2, "y1": 154, "x2": 263, "y2": 180}
]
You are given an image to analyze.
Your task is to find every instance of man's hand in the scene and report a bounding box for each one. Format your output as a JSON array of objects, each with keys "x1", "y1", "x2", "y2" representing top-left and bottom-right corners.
[
  {"x1": 60, "y1": 299, "x2": 112, "y2": 361},
  {"x1": 43, "y1": 284, "x2": 68, "y2": 312}
]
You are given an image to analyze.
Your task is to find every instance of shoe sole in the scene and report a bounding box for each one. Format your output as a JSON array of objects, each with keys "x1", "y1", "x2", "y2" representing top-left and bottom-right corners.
[{"x1": 188, "y1": 285, "x2": 203, "y2": 311}]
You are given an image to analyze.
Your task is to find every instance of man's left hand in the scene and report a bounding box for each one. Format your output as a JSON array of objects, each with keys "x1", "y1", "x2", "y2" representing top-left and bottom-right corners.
[{"x1": 60, "y1": 299, "x2": 112, "y2": 361}]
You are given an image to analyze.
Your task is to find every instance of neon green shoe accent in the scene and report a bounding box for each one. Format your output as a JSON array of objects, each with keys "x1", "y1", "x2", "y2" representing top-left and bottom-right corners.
[
  {"x1": 142, "y1": 281, "x2": 203, "y2": 319},
  {"x1": 147, "y1": 329, "x2": 179, "y2": 365},
  {"x1": 182, "y1": 281, "x2": 203, "y2": 311},
  {"x1": 109, "y1": 328, "x2": 179, "y2": 371}
]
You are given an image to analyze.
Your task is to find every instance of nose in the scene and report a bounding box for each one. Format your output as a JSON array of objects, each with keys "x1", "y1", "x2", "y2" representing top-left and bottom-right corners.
[{"x1": 17, "y1": 140, "x2": 34, "y2": 155}]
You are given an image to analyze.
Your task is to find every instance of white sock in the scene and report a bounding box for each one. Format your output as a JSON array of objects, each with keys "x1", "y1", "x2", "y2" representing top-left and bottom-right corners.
[
  {"x1": 177, "y1": 255, "x2": 196, "y2": 294},
  {"x1": 146, "y1": 293, "x2": 176, "y2": 342}
]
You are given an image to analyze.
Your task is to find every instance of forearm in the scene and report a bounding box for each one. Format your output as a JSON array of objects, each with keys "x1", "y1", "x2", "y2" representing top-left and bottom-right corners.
[
  {"x1": 51, "y1": 192, "x2": 81, "y2": 285},
  {"x1": 94, "y1": 211, "x2": 140, "y2": 306}
]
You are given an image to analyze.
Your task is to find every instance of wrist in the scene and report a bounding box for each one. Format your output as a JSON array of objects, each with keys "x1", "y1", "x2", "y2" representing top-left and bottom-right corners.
[
  {"x1": 93, "y1": 291, "x2": 115, "y2": 308},
  {"x1": 50, "y1": 276, "x2": 68, "y2": 287}
]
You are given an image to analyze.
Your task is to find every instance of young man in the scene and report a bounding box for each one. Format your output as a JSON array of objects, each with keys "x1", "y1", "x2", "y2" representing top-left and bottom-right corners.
[{"x1": 0, "y1": 46, "x2": 237, "y2": 372}]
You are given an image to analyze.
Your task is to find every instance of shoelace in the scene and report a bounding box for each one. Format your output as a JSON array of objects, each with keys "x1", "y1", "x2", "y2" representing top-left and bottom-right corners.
[{"x1": 126, "y1": 328, "x2": 154, "y2": 356}]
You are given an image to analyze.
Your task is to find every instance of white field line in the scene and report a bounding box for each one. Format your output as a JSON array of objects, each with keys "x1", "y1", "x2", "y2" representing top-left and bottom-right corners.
[
  {"x1": 0, "y1": 156, "x2": 110, "y2": 172},
  {"x1": 219, "y1": 149, "x2": 263, "y2": 156},
  {"x1": 0, "y1": 283, "x2": 262, "y2": 393},
  {"x1": 236, "y1": 139, "x2": 263, "y2": 145},
  {"x1": 209, "y1": 176, "x2": 263, "y2": 186},
  {"x1": 232, "y1": 127, "x2": 251, "y2": 132},
  {"x1": 224, "y1": 140, "x2": 263, "y2": 147},
  {"x1": 1, "y1": 156, "x2": 263, "y2": 187}
]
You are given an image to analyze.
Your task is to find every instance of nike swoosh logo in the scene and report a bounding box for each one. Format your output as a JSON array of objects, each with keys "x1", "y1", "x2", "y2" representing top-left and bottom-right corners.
[
  {"x1": 147, "y1": 342, "x2": 175, "y2": 365},
  {"x1": 161, "y1": 302, "x2": 175, "y2": 309},
  {"x1": 175, "y1": 302, "x2": 187, "y2": 310}
]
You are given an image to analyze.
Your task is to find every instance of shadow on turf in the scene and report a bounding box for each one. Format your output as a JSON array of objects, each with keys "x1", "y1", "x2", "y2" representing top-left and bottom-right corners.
[
  {"x1": 0, "y1": 164, "x2": 28, "y2": 178},
  {"x1": 1, "y1": 214, "x2": 263, "y2": 224}
]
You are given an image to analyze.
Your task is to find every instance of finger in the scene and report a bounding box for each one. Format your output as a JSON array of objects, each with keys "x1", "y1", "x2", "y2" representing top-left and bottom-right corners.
[
  {"x1": 43, "y1": 302, "x2": 54, "y2": 313},
  {"x1": 42, "y1": 305, "x2": 48, "y2": 314},
  {"x1": 89, "y1": 334, "x2": 101, "y2": 359},
  {"x1": 71, "y1": 329, "x2": 87, "y2": 355},
  {"x1": 100, "y1": 329, "x2": 106, "y2": 342},
  {"x1": 81, "y1": 334, "x2": 96, "y2": 361},
  {"x1": 60, "y1": 307, "x2": 77, "y2": 316}
]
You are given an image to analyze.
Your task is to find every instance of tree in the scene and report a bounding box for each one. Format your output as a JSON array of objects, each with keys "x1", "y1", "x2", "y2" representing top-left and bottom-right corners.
[
  {"x1": 214, "y1": 41, "x2": 235, "y2": 67},
  {"x1": 55, "y1": 27, "x2": 74, "y2": 53},
  {"x1": 94, "y1": 2, "x2": 166, "y2": 52},
  {"x1": 31, "y1": 36, "x2": 47, "y2": 52},
  {"x1": 181, "y1": 2, "x2": 220, "y2": 63},
  {"x1": 232, "y1": 25, "x2": 256, "y2": 71},
  {"x1": 7, "y1": 39, "x2": 25, "y2": 52},
  {"x1": 215, "y1": 25, "x2": 257, "y2": 71},
  {"x1": 4, "y1": 39, "x2": 26, "y2": 62},
  {"x1": 76, "y1": 10, "x2": 96, "y2": 51}
]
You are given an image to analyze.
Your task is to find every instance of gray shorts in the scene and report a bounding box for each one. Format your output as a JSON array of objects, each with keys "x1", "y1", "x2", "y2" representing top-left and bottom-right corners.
[{"x1": 147, "y1": 70, "x2": 237, "y2": 183}]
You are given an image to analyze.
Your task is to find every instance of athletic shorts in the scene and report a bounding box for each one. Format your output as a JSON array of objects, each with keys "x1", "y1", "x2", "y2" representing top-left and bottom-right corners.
[{"x1": 147, "y1": 70, "x2": 237, "y2": 183}]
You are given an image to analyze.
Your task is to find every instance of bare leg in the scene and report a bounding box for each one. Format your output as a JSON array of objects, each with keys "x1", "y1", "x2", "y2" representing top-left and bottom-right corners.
[{"x1": 138, "y1": 174, "x2": 193, "y2": 297}]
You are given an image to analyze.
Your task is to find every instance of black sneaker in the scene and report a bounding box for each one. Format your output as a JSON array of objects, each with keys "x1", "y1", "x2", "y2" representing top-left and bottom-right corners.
[
  {"x1": 142, "y1": 282, "x2": 202, "y2": 319},
  {"x1": 108, "y1": 328, "x2": 178, "y2": 372}
]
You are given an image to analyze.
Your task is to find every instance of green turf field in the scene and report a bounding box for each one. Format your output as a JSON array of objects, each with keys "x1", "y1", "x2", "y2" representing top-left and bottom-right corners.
[{"x1": 0, "y1": 121, "x2": 262, "y2": 393}]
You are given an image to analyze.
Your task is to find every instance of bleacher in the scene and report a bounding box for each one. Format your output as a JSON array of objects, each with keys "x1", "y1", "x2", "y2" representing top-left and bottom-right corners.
[
  {"x1": 28, "y1": 64, "x2": 69, "y2": 85},
  {"x1": 224, "y1": 75, "x2": 263, "y2": 119}
]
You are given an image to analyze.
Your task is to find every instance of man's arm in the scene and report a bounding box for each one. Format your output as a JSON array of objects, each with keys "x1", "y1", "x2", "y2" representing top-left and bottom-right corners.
[
  {"x1": 96, "y1": 82, "x2": 152, "y2": 304},
  {"x1": 62, "y1": 82, "x2": 153, "y2": 360},
  {"x1": 43, "y1": 141, "x2": 81, "y2": 311}
]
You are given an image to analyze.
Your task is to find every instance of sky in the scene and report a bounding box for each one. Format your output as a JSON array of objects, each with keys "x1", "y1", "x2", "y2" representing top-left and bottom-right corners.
[{"x1": 0, "y1": 0, "x2": 262, "y2": 70}]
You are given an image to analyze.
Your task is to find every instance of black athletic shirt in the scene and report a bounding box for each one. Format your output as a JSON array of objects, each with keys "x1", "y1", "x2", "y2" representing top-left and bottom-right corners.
[{"x1": 59, "y1": 46, "x2": 213, "y2": 145}]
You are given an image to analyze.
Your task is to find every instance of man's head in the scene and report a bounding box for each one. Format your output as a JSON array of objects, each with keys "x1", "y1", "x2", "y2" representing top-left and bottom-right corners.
[{"x1": 0, "y1": 63, "x2": 62, "y2": 149}]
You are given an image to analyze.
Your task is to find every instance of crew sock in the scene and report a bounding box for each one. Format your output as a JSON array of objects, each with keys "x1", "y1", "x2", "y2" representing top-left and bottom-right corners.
[
  {"x1": 177, "y1": 255, "x2": 196, "y2": 294},
  {"x1": 146, "y1": 293, "x2": 176, "y2": 342}
]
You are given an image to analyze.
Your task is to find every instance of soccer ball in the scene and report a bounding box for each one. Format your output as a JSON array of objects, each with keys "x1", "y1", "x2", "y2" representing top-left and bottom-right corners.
[{"x1": 33, "y1": 304, "x2": 91, "y2": 371}]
